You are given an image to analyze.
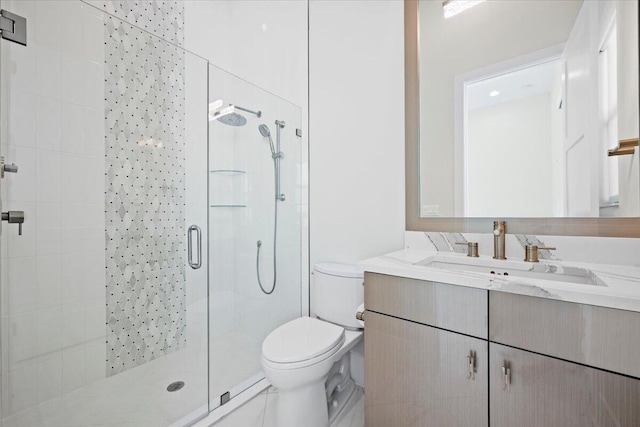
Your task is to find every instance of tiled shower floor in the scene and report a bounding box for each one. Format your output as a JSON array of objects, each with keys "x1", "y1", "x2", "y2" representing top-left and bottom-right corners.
[
  {"x1": 1, "y1": 331, "x2": 261, "y2": 427},
  {"x1": 214, "y1": 385, "x2": 365, "y2": 427}
]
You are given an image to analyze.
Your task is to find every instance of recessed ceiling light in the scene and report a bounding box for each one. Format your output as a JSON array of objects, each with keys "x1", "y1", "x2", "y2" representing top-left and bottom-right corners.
[
  {"x1": 489, "y1": 90, "x2": 500, "y2": 97},
  {"x1": 443, "y1": 0, "x2": 486, "y2": 19}
]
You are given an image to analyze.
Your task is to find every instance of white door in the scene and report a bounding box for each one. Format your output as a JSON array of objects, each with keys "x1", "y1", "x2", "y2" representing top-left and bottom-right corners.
[{"x1": 562, "y1": 1, "x2": 600, "y2": 217}]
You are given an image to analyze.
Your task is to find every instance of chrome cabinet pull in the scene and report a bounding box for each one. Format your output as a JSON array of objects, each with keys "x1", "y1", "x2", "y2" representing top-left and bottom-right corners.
[
  {"x1": 467, "y1": 351, "x2": 477, "y2": 380},
  {"x1": 187, "y1": 225, "x2": 202, "y2": 269},
  {"x1": 502, "y1": 361, "x2": 511, "y2": 391}
]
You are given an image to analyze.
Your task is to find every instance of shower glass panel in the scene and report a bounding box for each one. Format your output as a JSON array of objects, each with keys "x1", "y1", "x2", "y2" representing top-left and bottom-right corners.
[
  {"x1": 208, "y1": 64, "x2": 303, "y2": 406},
  {"x1": 0, "y1": 1, "x2": 208, "y2": 426}
]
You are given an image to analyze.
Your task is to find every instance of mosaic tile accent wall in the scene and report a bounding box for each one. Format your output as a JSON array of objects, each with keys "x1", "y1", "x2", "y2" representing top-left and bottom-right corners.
[
  {"x1": 103, "y1": 0, "x2": 184, "y2": 46},
  {"x1": 104, "y1": 8, "x2": 186, "y2": 375}
]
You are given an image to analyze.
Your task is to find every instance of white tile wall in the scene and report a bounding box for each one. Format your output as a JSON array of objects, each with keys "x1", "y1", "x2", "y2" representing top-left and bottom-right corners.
[
  {"x1": 0, "y1": 0, "x2": 106, "y2": 416},
  {"x1": 36, "y1": 255, "x2": 62, "y2": 308},
  {"x1": 8, "y1": 90, "x2": 35, "y2": 148},
  {"x1": 36, "y1": 356, "x2": 62, "y2": 404},
  {"x1": 35, "y1": 96, "x2": 61, "y2": 151}
]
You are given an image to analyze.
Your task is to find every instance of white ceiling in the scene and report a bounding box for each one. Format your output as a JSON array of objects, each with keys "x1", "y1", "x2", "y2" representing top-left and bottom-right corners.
[{"x1": 467, "y1": 59, "x2": 562, "y2": 110}]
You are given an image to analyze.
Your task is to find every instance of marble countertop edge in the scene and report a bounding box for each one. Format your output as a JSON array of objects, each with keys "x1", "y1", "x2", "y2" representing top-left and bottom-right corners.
[{"x1": 357, "y1": 249, "x2": 640, "y2": 313}]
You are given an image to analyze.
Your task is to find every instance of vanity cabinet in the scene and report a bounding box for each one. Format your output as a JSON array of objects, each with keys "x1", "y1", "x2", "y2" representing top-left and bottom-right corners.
[
  {"x1": 490, "y1": 343, "x2": 640, "y2": 426},
  {"x1": 365, "y1": 311, "x2": 488, "y2": 427},
  {"x1": 365, "y1": 272, "x2": 640, "y2": 426},
  {"x1": 364, "y1": 272, "x2": 488, "y2": 339},
  {"x1": 489, "y1": 291, "x2": 640, "y2": 378},
  {"x1": 364, "y1": 273, "x2": 489, "y2": 427},
  {"x1": 488, "y1": 291, "x2": 640, "y2": 426}
]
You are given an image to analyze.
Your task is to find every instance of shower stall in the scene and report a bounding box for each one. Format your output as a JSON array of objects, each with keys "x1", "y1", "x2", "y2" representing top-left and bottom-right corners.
[{"x1": 0, "y1": 1, "x2": 307, "y2": 426}]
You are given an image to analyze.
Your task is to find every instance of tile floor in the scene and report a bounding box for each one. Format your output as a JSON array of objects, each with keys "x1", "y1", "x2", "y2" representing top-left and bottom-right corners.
[
  {"x1": 1, "y1": 340, "x2": 208, "y2": 427},
  {"x1": 1, "y1": 349, "x2": 364, "y2": 427},
  {"x1": 0, "y1": 330, "x2": 262, "y2": 427},
  {"x1": 214, "y1": 385, "x2": 365, "y2": 427}
]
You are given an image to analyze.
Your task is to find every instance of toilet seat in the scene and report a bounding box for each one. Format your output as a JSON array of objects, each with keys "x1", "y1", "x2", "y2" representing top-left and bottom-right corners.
[{"x1": 262, "y1": 317, "x2": 345, "y2": 369}]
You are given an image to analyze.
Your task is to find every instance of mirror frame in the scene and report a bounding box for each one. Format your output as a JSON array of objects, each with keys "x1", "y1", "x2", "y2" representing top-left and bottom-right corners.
[{"x1": 405, "y1": 0, "x2": 640, "y2": 237}]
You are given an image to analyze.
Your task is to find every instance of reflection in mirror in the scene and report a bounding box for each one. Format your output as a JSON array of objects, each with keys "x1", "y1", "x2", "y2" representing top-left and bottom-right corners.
[{"x1": 419, "y1": 0, "x2": 639, "y2": 218}]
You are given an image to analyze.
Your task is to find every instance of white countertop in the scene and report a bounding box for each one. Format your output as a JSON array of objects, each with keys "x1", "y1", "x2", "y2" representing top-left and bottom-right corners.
[{"x1": 358, "y1": 249, "x2": 640, "y2": 313}]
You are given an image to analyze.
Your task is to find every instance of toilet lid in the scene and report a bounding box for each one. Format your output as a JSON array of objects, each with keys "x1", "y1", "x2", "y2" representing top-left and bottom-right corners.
[
  {"x1": 262, "y1": 317, "x2": 345, "y2": 364},
  {"x1": 314, "y1": 263, "x2": 364, "y2": 279}
]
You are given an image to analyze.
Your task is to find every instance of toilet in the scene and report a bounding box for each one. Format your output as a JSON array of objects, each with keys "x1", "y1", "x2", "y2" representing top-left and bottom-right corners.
[{"x1": 261, "y1": 263, "x2": 364, "y2": 427}]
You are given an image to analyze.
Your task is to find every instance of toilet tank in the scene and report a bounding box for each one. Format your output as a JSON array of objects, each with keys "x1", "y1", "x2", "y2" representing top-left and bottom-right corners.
[{"x1": 313, "y1": 263, "x2": 364, "y2": 330}]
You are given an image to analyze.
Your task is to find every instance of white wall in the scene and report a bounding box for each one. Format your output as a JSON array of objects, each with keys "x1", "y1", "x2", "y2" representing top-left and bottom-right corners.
[
  {"x1": 184, "y1": 1, "x2": 307, "y2": 108},
  {"x1": 309, "y1": 0, "x2": 405, "y2": 270},
  {"x1": 467, "y1": 93, "x2": 557, "y2": 217}
]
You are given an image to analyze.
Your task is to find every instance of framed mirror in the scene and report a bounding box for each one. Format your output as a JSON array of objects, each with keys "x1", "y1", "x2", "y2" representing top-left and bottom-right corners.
[{"x1": 405, "y1": 0, "x2": 640, "y2": 236}]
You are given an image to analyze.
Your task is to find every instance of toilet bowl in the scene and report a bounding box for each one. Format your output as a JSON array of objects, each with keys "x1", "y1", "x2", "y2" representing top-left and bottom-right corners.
[{"x1": 261, "y1": 263, "x2": 364, "y2": 427}]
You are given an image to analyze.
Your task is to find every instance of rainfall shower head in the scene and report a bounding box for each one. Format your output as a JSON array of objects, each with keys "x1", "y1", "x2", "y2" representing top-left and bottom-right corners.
[
  {"x1": 217, "y1": 112, "x2": 247, "y2": 127},
  {"x1": 209, "y1": 104, "x2": 261, "y2": 127}
]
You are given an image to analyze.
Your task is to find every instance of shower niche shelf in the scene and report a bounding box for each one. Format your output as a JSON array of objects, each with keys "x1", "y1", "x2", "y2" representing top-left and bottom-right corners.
[
  {"x1": 210, "y1": 169, "x2": 246, "y2": 175},
  {"x1": 210, "y1": 169, "x2": 248, "y2": 207}
]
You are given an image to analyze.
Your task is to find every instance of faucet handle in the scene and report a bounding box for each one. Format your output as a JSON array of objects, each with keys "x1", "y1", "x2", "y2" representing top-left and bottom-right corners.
[
  {"x1": 1, "y1": 210, "x2": 25, "y2": 235},
  {"x1": 524, "y1": 245, "x2": 556, "y2": 263},
  {"x1": 456, "y1": 241, "x2": 479, "y2": 257}
]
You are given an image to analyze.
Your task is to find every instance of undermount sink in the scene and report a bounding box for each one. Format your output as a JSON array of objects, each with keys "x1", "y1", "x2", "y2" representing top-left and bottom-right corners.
[{"x1": 415, "y1": 254, "x2": 604, "y2": 286}]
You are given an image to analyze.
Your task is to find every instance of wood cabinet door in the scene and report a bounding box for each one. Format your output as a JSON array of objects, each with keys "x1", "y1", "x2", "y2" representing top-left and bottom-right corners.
[
  {"x1": 490, "y1": 343, "x2": 640, "y2": 427},
  {"x1": 365, "y1": 311, "x2": 488, "y2": 427}
]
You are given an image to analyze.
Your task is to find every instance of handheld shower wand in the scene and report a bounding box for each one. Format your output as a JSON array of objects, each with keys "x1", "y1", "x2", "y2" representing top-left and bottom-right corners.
[
  {"x1": 256, "y1": 121, "x2": 286, "y2": 295},
  {"x1": 258, "y1": 124, "x2": 276, "y2": 157}
]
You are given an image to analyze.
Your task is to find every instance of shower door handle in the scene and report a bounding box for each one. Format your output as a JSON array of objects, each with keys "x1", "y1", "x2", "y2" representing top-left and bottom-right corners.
[{"x1": 188, "y1": 225, "x2": 202, "y2": 269}]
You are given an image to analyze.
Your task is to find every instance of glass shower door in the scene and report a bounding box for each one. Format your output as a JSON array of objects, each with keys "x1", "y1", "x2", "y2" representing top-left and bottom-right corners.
[
  {"x1": 0, "y1": 1, "x2": 209, "y2": 426},
  {"x1": 208, "y1": 64, "x2": 304, "y2": 409}
]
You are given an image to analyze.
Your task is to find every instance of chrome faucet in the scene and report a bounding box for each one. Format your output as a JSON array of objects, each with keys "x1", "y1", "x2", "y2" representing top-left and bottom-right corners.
[{"x1": 493, "y1": 221, "x2": 506, "y2": 260}]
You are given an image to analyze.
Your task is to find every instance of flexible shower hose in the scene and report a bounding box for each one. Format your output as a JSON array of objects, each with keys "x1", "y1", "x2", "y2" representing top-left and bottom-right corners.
[{"x1": 256, "y1": 157, "x2": 279, "y2": 295}]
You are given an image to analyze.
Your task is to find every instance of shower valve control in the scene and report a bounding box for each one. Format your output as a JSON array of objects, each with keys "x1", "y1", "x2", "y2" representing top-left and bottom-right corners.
[
  {"x1": 1, "y1": 156, "x2": 18, "y2": 178},
  {"x1": 2, "y1": 210, "x2": 25, "y2": 235}
]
